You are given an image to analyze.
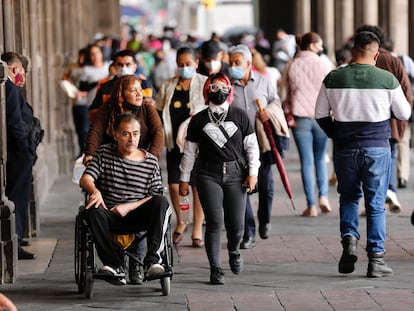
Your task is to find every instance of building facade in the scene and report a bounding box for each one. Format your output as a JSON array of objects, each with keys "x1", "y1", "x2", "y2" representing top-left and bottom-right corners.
[{"x1": 0, "y1": 0, "x2": 119, "y2": 283}]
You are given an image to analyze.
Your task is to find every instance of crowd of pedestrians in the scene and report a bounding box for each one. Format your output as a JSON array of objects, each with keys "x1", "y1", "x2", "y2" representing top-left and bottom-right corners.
[{"x1": 56, "y1": 23, "x2": 414, "y2": 285}]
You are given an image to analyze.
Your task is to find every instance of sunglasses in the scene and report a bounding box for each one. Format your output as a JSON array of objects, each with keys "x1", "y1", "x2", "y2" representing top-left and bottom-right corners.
[{"x1": 209, "y1": 84, "x2": 231, "y2": 93}]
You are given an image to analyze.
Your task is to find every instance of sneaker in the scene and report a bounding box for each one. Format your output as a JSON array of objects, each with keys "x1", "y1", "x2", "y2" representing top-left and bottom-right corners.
[
  {"x1": 386, "y1": 189, "x2": 401, "y2": 213},
  {"x1": 98, "y1": 265, "x2": 126, "y2": 286},
  {"x1": 210, "y1": 267, "x2": 224, "y2": 285},
  {"x1": 229, "y1": 252, "x2": 243, "y2": 274},
  {"x1": 147, "y1": 263, "x2": 165, "y2": 277}
]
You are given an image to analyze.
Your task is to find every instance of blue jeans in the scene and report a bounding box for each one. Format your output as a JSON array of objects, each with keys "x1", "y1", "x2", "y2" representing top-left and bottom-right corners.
[
  {"x1": 244, "y1": 154, "x2": 274, "y2": 239},
  {"x1": 292, "y1": 117, "x2": 329, "y2": 207},
  {"x1": 334, "y1": 146, "x2": 390, "y2": 253}
]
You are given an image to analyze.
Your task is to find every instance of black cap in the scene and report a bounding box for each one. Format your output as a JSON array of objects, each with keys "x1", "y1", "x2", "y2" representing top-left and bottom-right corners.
[{"x1": 200, "y1": 40, "x2": 222, "y2": 59}]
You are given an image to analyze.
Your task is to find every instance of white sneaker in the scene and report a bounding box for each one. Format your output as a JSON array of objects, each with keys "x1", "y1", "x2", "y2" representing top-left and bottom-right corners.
[
  {"x1": 386, "y1": 189, "x2": 401, "y2": 214},
  {"x1": 99, "y1": 265, "x2": 126, "y2": 285},
  {"x1": 147, "y1": 263, "x2": 165, "y2": 276}
]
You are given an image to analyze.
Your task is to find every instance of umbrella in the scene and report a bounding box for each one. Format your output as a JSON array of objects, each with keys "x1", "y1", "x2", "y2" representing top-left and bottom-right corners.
[{"x1": 256, "y1": 99, "x2": 296, "y2": 210}]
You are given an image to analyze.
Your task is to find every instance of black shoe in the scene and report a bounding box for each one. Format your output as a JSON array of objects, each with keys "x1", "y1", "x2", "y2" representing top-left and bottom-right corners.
[
  {"x1": 229, "y1": 252, "x2": 243, "y2": 274},
  {"x1": 18, "y1": 248, "x2": 36, "y2": 260},
  {"x1": 338, "y1": 235, "x2": 358, "y2": 274},
  {"x1": 259, "y1": 223, "x2": 271, "y2": 239},
  {"x1": 367, "y1": 252, "x2": 393, "y2": 278},
  {"x1": 210, "y1": 267, "x2": 224, "y2": 285},
  {"x1": 128, "y1": 258, "x2": 143, "y2": 285},
  {"x1": 240, "y1": 237, "x2": 256, "y2": 249},
  {"x1": 398, "y1": 178, "x2": 407, "y2": 189},
  {"x1": 20, "y1": 240, "x2": 31, "y2": 247}
]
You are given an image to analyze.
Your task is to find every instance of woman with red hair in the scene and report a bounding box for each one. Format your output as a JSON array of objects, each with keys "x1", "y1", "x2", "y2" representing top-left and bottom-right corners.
[{"x1": 179, "y1": 72, "x2": 260, "y2": 285}]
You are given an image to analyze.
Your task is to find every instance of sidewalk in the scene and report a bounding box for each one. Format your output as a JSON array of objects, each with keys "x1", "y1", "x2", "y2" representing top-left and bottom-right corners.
[{"x1": 3, "y1": 149, "x2": 414, "y2": 311}]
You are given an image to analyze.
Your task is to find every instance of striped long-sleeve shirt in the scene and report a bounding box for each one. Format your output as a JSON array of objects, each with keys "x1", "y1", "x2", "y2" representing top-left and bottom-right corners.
[
  {"x1": 315, "y1": 63, "x2": 411, "y2": 149},
  {"x1": 84, "y1": 143, "x2": 163, "y2": 208}
]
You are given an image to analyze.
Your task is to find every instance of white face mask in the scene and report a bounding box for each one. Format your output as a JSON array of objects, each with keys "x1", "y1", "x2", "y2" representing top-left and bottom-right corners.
[
  {"x1": 205, "y1": 60, "x2": 221, "y2": 73},
  {"x1": 117, "y1": 67, "x2": 135, "y2": 77}
]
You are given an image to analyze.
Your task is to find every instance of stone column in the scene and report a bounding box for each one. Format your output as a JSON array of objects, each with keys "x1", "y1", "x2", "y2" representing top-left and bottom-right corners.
[
  {"x1": 0, "y1": 62, "x2": 17, "y2": 283},
  {"x1": 409, "y1": 0, "x2": 414, "y2": 57},
  {"x1": 1, "y1": 0, "x2": 19, "y2": 285},
  {"x1": 315, "y1": 0, "x2": 335, "y2": 61},
  {"x1": 334, "y1": 0, "x2": 354, "y2": 48},
  {"x1": 355, "y1": 0, "x2": 378, "y2": 27},
  {"x1": 294, "y1": 0, "x2": 311, "y2": 34},
  {"x1": 388, "y1": 0, "x2": 409, "y2": 55}
]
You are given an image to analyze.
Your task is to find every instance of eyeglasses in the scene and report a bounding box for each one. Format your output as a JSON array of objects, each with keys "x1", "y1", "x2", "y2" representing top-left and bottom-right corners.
[{"x1": 209, "y1": 84, "x2": 231, "y2": 93}]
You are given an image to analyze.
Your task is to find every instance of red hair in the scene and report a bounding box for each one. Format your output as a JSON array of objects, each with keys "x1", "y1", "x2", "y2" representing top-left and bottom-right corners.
[{"x1": 202, "y1": 72, "x2": 233, "y2": 105}]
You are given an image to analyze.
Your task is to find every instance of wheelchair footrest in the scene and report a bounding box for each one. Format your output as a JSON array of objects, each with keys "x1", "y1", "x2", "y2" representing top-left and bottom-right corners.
[
  {"x1": 94, "y1": 272, "x2": 124, "y2": 281},
  {"x1": 144, "y1": 269, "x2": 173, "y2": 282}
]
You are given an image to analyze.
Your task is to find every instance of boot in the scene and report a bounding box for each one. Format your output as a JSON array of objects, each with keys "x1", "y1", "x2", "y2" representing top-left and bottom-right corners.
[
  {"x1": 338, "y1": 235, "x2": 358, "y2": 274},
  {"x1": 367, "y1": 252, "x2": 393, "y2": 278}
]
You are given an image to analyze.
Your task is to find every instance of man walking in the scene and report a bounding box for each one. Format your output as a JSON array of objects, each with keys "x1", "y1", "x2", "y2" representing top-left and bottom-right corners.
[
  {"x1": 228, "y1": 44, "x2": 281, "y2": 248},
  {"x1": 315, "y1": 31, "x2": 411, "y2": 277}
]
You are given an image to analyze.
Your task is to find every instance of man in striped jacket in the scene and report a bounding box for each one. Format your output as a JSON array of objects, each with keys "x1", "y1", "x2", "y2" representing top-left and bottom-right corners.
[{"x1": 315, "y1": 31, "x2": 411, "y2": 278}]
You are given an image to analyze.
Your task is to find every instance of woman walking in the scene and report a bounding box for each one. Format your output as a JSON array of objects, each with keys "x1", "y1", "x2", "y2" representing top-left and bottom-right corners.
[{"x1": 179, "y1": 73, "x2": 260, "y2": 284}]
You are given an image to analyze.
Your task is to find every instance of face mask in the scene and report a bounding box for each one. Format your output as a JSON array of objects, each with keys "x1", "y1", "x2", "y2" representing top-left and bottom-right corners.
[
  {"x1": 209, "y1": 89, "x2": 229, "y2": 105},
  {"x1": 205, "y1": 60, "x2": 221, "y2": 73},
  {"x1": 229, "y1": 66, "x2": 245, "y2": 80},
  {"x1": 15, "y1": 72, "x2": 24, "y2": 85},
  {"x1": 122, "y1": 101, "x2": 141, "y2": 112},
  {"x1": 117, "y1": 67, "x2": 135, "y2": 77},
  {"x1": 177, "y1": 66, "x2": 195, "y2": 79}
]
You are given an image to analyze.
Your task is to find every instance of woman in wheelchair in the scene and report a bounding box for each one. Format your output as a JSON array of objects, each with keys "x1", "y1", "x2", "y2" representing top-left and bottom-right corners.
[{"x1": 79, "y1": 112, "x2": 172, "y2": 286}]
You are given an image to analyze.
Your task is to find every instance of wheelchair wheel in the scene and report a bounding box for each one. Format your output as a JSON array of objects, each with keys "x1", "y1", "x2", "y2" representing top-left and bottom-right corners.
[
  {"x1": 160, "y1": 276, "x2": 170, "y2": 296},
  {"x1": 85, "y1": 269, "x2": 94, "y2": 299}
]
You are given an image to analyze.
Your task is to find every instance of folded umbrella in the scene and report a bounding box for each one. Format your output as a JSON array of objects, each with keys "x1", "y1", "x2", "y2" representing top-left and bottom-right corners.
[{"x1": 256, "y1": 99, "x2": 295, "y2": 210}]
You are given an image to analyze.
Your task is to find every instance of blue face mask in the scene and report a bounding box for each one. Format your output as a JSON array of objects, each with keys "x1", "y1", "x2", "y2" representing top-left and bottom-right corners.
[
  {"x1": 177, "y1": 66, "x2": 195, "y2": 79},
  {"x1": 229, "y1": 66, "x2": 245, "y2": 80}
]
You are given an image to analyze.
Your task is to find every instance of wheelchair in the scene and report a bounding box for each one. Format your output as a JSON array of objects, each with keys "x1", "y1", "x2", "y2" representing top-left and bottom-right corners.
[{"x1": 74, "y1": 202, "x2": 174, "y2": 299}]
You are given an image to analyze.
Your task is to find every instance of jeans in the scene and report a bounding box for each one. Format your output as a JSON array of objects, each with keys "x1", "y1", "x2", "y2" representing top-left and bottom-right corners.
[
  {"x1": 334, "y1": 146, "x2": 390, "y2": 253},
  {"x1": 197, "y1": 161, "x2": 246, "y2": 268},
  {"x1": 244, "y1": 154, "x2": 274, "y2": 239},
  {"x1": 72, "y1": 105, "x2": 89, "y2": 155},
  {"x1": 292, "y1": 117, "x2": 329, "y2": 207}
]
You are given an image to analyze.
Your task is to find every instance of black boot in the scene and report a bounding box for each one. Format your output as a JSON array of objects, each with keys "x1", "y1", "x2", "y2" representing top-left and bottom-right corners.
[
  {"x1": 367, "y1": 252, "x2": 393, "y2": 278},
  {"x1": 338, "y1": 235, "x2": 358, "y2": 274}
]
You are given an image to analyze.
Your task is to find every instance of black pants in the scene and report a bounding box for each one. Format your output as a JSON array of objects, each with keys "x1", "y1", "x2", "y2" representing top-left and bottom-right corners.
[
  {"x1": 85, "y1": 195, "x2": 171, "y2": 268},
  {"x1": 6, "y1": 152, "x2": 35, "y2": 244},
  {"x1": 196, "y1": 161, "x2": 246, "y2": 269}
]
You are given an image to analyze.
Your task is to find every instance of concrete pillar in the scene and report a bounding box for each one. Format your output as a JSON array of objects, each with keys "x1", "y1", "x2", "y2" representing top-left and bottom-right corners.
[
  {"x1": 355, "y1": 0, "x2": 378, "y2": 27},
  {"x1": 334, "y1": 0, "x2": 354, "y2": 48},
  {"x1": 0, "y1": 61, "x2": 17, "y2": 283},
  {"x1": 315, "y1": 0, "x2": 335, "y2": 60},
  {"x1": 409, "y1": 0, "x2": 414, "y2": 57},
  {"x1": 294, "y1": 0, "x2": 311, "y2": 34},
  {"x1": 389, "y1": 0, "x2": 409, "y2": 55}
]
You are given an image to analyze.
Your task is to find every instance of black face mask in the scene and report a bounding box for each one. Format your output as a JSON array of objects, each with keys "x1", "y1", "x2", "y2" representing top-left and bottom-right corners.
[
  {"x1": 122, "y1": 101, "x2": 141, "y2": 112},
  {"x1": 209, "y1": 90, "x2": 229, "y2": 105}
]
